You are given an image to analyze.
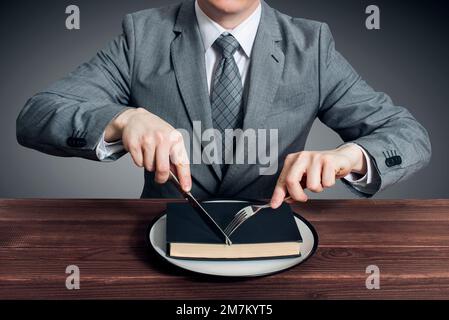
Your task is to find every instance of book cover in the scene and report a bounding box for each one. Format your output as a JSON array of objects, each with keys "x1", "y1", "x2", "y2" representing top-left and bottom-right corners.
[{"x1": 166, "y1": 202, "x2": 302, "y2": 260}]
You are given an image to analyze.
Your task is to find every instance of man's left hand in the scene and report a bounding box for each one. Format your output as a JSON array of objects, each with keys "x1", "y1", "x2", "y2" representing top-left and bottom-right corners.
[{"x1": 270, "y1": 144, "x2": 367, "y2": 208}]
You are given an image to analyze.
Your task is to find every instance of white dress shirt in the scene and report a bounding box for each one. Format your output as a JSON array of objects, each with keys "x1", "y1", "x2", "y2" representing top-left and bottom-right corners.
[
  {"x1": 96, "y1": 0, "x2": 376, "y2": 193},
  {"x1": 195, "y1": 0, "x2": 261, "y2": 93}
]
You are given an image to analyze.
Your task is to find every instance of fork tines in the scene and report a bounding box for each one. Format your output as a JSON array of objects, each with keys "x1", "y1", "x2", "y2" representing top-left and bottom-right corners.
[{"x1": 224, "y1": 207, "x2": 252, "y2": 237}]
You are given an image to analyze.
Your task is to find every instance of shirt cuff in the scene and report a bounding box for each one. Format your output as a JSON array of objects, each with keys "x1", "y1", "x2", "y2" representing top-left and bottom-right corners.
[
  {"x1": 342, "y1": 143, "x2": 373, "y2": 187},
  {"x1": 95, "y1": 132, "x2": 125, "y2": 161}
]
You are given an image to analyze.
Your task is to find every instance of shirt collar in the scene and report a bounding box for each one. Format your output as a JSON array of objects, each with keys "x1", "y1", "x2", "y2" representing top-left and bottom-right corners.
[{"x1": 194, "y1": 0, "x2": 262, "y2": 58}]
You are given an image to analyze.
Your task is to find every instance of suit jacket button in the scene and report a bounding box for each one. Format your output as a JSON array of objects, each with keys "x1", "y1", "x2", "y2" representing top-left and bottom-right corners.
[{"x1": 385, "y1": 155, "x2": 402, "y2": 167}]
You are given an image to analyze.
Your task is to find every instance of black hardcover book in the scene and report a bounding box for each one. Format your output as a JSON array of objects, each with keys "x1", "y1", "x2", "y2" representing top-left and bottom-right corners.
[{"x1": 166, "y1": 202, "x2": 302, "y2": 260}]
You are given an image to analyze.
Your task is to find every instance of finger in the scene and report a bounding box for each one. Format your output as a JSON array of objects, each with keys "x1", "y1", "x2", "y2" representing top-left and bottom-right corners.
[
  {"x1": 172, "y1": 145, "x2": 191, "y2": 191},
  {"x1": 167, "y1": 130, "x2": 185, "y2": 166},
  {"x1": 142, "y1": 141, "x2": 155, "y2": 172},
  {"x1": 155, "y1": 141, "x2": 170, "y2": 184},
  {"x1": 175, "y1": 163, "x2": 192, "y2": 192},
  {"x1": 127, "y1": 141, "x2": 143, "y2": 167},
  {"x1": 169, "y1": 140, "x2": 191, "y2": 191},
  {"x1": 285, "y1": 159, "x2": 308, "y2": 202},
  {"x1": 306, "y1": 156, "x2": 324, "y2": 192},
  {"x1": 284, "y1": 178, "x2": 306, "y2": 205},
  {"x1": 270, "y1": 162, "x2": 291, "y2": 209},
  {"x1": 271, "y1": 184, "x2": 287, "y2": 209},
  {"x1": 321, "y1": 159, "x2": 336, "y2": 188},
  {"x1": 170, "y1": 140, "x2": 188, "y2": 166},
  {"x1": 336, "y1": 165, "x2": 351, "y2": 179}
]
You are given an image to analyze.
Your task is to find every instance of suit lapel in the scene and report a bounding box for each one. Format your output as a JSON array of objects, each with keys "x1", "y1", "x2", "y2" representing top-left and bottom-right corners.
[
  {"x1": 218, "y1": 2, "x2": 284, "y2": 195},
  {"x1": 171, "y1": 1, "x2": 223, "y2": 180}
]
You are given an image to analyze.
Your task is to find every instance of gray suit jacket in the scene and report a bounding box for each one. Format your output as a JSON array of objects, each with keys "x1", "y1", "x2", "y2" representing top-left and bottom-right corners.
[{"x1": 16, "y1": 0, "x2": 431, "y2": 199}]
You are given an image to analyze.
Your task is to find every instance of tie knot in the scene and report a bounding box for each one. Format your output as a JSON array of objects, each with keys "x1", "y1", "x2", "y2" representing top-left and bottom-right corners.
[{"x1": 214, "y1": 33, "x2": 240, "y2": 59}]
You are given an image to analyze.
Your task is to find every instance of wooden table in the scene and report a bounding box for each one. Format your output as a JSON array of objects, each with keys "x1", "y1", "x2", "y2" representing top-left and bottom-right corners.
[{"x1": 1, "y1": 199, "x2": 449, "y2": 299}]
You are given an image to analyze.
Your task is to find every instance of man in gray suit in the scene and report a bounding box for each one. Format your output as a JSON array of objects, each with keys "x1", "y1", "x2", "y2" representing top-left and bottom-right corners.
[{"x1": 16, "y1": 0, "x2": 431, "y2": 207}]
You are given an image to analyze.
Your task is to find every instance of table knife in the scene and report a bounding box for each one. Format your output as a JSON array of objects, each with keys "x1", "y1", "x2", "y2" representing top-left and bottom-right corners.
[{"x1": 168, "y1": 171, "x2": 232, "y2": 245}]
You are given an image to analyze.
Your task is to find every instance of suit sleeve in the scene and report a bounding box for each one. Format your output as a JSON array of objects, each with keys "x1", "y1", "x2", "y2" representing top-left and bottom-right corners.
[
  {"x1": 16, "y1": 14, "x2": 135, "y2": 161},
  {"x1": 317, "y1": 23, "x2": 431, "y2": 195}
]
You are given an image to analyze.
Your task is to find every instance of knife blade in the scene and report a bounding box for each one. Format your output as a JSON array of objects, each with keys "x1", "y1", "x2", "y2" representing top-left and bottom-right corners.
[{"x1": 168, "y1": 171, "x2": 232, "y2": 245}]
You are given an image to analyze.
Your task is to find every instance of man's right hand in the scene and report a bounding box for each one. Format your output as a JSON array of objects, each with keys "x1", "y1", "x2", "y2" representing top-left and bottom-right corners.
[{"x1": 104, "y1": 107, "x2": 191, "y2": 192}]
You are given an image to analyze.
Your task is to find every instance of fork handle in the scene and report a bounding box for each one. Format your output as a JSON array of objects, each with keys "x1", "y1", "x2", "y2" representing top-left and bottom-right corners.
[
  {"x1": 260, "y1": 196, "x2": 292, "y2": 209},
  {"x1": 272, "y1": 195, "x2": 292, "y2": 205}
]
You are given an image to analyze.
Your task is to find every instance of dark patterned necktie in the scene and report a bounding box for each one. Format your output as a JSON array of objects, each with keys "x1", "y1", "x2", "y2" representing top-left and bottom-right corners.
[{"x1": 210, "y1": 33, "x2": 243, "y2": 172}]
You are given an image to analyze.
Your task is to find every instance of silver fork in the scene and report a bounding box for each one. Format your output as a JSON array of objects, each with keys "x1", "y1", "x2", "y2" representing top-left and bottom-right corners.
[{"x1": 223, "y1": 196, "x2": 292, "y2": 237}]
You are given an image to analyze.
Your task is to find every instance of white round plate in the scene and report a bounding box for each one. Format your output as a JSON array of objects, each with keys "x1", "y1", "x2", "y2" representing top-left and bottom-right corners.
[{"x1": 147, "y1": 200, "x2": 318, "y2": 277}]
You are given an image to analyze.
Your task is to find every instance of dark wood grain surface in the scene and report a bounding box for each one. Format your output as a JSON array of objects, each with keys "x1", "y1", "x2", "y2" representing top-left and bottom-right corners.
[{"x1": 1, "y1": 199, "x2": 449, "y2": 299}]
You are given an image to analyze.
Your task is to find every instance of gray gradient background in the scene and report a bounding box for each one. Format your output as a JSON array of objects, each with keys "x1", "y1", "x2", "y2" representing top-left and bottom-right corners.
[{"x1": 1, "y1": 0, "x2": 447, "y2": 198}]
